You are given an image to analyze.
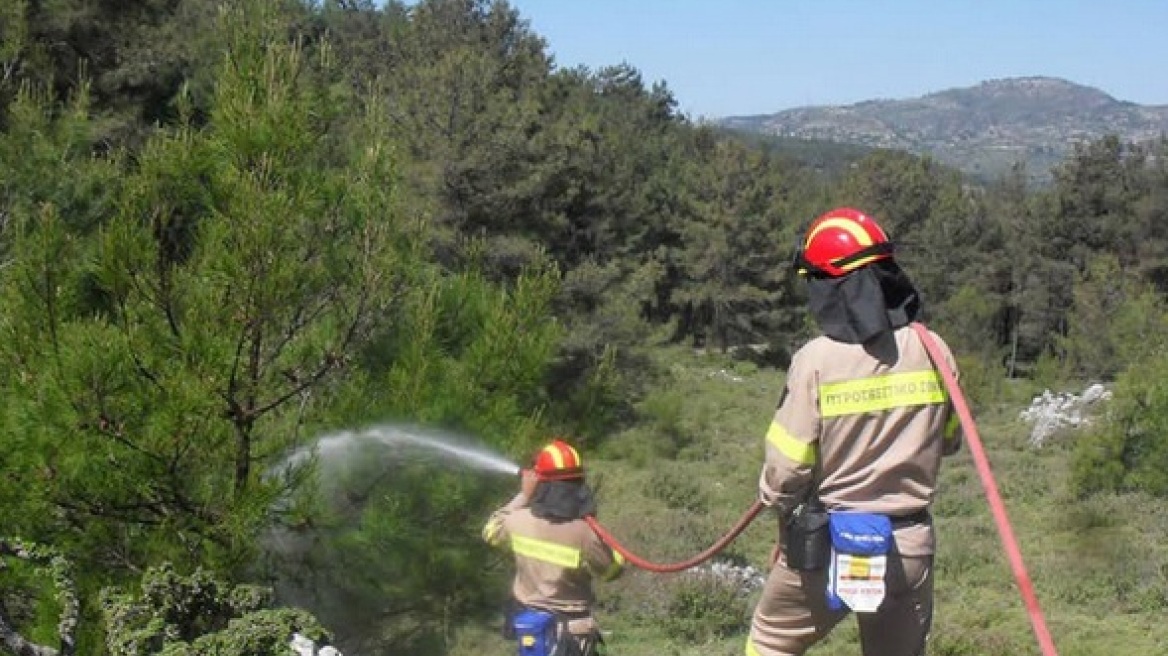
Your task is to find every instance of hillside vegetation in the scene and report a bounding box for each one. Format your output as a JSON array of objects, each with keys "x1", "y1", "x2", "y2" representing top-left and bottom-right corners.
[
  {"x1": 2, "y1": 1, "x2": 1168, "y2": 654},
  {"x1": 722, "y1": 76, "x2": 1168, "y2": 183}
]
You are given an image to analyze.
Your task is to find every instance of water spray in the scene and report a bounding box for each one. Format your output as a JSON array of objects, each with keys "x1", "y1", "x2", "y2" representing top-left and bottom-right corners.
[
  {"x1": 279, "y1": 424, "x2": 521, "y2": 476},
  {"x1": 265, "y1": 424, "x2": 522, "y2": 652}
]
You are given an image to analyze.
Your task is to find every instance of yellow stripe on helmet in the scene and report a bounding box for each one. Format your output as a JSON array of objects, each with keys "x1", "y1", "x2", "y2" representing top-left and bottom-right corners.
[
  {"x1": 542, "y1": 444, "x2": 566, "y2": 470},
  {"x1": 544, "y1": 441, "x2": 582, "y2": 470},
  {"x1": 804, "y1": 216, "x2": 874, "y2": 250}
]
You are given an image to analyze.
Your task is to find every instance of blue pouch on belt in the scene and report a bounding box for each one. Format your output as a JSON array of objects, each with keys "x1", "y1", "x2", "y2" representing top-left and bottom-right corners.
[
  {"x1": 511, "y1": 609, "x2": 559, "y2": 656},
  {"x1": 826, "y1": 512, "x2": 893, "y2": 613}
]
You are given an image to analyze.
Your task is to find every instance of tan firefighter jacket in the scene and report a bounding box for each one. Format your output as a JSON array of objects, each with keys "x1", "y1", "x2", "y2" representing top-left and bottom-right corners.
[
  {"x1": 759, "y1": 324, "x2": 962, "y2": 556},
  {"x1": 483, "y1": 492, "x2": 625, "y2": 619}
]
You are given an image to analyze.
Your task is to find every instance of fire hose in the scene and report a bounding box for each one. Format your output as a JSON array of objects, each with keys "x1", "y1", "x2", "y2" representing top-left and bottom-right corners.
[
  {"x1": 584, "y1": 500, "x2": 765, "y2": 573},
  {"x1": 910, "y1": 322, "x2": 1059, "y2": 656},
  {"x1": 581, "y1": 323, "x2": 1059, "y2": 656}
]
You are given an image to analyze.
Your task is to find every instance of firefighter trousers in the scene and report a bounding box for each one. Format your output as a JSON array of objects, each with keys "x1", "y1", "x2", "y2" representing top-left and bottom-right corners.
[{"x1": 746, "y1": 553, "x2": 933, "y2": 656}]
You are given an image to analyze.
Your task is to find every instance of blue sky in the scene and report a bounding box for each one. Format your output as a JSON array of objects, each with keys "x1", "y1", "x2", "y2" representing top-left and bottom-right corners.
[{"x1": 505, "y1": 0, "x2": 1168, "y2": 119}]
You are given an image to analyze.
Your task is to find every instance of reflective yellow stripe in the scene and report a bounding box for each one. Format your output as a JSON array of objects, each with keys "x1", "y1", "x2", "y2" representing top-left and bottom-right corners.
[
  {"x1": 542, "y1": 443, "x2": 579, "y2": 470},
  {"x1": 745, "y1": 638, "x2": 762, "y2": 656},
  {"x1": 482, "y1": 518, "x2": 505, "y2": 546},
  {"x1": 512, "y1": 535, "x2": 581, "y2": 569},
  {"x1": 549, "y1": 445, "x2": 566, "y2": 469},
  {"x1": 805, "y1": 217, "x2": 874, "y2": 249},
  {"x1": 765, "y1": 421, "x2": 817, "y2": 466},
  {"x1": 600, "y1": 550, "x2": 625, "y2": 582},
  {"x1": 818, "y1": 370, "x2": 946, "y2": 418},
  {"x1": 944, "y1": 413, "x2": 960, "y2": 441},
  {"x1": 839, "y1": 254, "x2": 881, "y2": 273}
]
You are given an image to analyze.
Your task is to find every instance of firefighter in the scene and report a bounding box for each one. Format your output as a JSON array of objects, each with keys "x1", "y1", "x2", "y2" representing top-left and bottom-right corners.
[
  {"x1": 746, "y1": 207, "x2": 963, "y2": 656},
  {"x1": 483, "y1": 438, "x2": 624, "y2": 656}
]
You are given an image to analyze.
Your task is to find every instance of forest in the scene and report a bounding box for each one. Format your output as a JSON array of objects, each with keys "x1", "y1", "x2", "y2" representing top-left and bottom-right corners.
[{"x1": 2, "y1": 1, "x2": 1168, "y2": 654}]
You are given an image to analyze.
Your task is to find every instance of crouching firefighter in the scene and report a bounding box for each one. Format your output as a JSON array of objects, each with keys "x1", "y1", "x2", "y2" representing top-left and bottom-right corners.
[
  {"x1": 746, "y1": 208, "x2": 963, "y2": 656},
  {"x1": 483, "y1": 438, "x2": 624, "y2": 656}
]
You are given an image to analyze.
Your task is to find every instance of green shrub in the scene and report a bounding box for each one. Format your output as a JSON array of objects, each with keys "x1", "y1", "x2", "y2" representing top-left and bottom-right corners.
[
  {"x1": 646, "y1": 468, "x2": 709, "y2": 513},
  {"x1": 1058, "y1": 254, "x2": 1168, "y2": 381},
  {"x1": 952, "y1": 353, "x2": 1007, "y2": 408},
  {"x1": 1072, "y1": 348, "x2": 1168, "y2": 497},
  {"x1": 639, "y1": 389, "x2": 695, "y2": 458},
  {"x1": 660, "y1": 573, "x2": 749, "y2": 644},
  {"x1": 101, "y1": 564, "x2": 329, "y2": 656}
]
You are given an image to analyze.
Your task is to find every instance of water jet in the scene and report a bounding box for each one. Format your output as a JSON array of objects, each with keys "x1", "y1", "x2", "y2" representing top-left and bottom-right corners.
[{"x1": 279, "y1": 423, "x2": 521, "y2": 476}]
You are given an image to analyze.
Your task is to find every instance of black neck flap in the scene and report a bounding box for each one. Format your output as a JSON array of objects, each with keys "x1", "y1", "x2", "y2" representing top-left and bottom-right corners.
[
  {"x1": 530, "y1": 480, "x2": 597, "y2": 522},
  {"x1": 805, "y1": 260, "x2": 920, "y2": 344}
]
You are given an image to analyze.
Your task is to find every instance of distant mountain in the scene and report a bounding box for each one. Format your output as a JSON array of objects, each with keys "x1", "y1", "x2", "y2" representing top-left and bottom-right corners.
[{"x1": 720, "y1": 77, "x2": 1168, "y2": 182}]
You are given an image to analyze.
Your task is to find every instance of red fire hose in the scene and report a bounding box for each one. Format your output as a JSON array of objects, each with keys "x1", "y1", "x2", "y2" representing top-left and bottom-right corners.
[
  {"x1": 584, "y1": 500, "x2": 765, "y2": 573},
  {"x1": 911, "y1": 322, "x2": 1059, "y2": 656}
]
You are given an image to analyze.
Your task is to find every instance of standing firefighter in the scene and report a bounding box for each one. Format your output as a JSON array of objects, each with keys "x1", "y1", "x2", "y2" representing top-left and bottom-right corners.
[
  {"x1": 746, "y1": 208, "x2": 963, "y2": 656},
  {"x1": 483, "y1": 439, "x2": 624, "y2": 656}
]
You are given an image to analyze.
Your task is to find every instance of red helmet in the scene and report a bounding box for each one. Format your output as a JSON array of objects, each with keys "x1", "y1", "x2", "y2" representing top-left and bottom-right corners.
[
  {"x1": 794, "y1": 207, "x2": 894, "y2": 278},
  {"x1": 532, "y1": 439, "x2": 585, "y2": 481}
]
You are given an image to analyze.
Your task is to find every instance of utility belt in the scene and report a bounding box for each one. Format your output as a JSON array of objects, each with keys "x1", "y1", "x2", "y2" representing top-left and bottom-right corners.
[
  {"x1": 503, "y1": 601, "x2": 604, "y2": 656},
  {"x1": 890, "y1": 508, "x2": 931, "y2": 529},
  {"x1": 781, "y1": 502, "x2": 930, "y2": 613},
  {"x1": 781, "y1": 502, "x2": 930, "y2": 570}
]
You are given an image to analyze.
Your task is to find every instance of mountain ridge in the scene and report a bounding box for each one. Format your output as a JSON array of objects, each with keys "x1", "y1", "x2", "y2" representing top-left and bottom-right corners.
[{"x1": 720, "y1": 76, "x2": 1168, "y2": 182}]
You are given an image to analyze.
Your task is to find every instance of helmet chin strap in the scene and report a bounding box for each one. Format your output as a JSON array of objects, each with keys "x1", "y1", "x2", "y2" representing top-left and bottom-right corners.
[
  {"x1": 831, "y1": 241, "x2": 896, "y2": 270},
  {"x1": 794, "y1": 241, "x2": 896, "y2": 277},
  {"x1": 535, "y1": 470, "x2": 584, "y2": 482}
]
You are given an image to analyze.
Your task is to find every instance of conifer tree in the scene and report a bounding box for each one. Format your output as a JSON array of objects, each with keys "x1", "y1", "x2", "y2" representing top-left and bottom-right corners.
[{"x1": 0, "y1": 0, "x2": 417, "y2": 581}]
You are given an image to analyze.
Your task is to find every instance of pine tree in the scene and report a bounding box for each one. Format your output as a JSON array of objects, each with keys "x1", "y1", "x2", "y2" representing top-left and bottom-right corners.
[{"x1": 0, "y1": 0, "x2": 417, "y2": 582}]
